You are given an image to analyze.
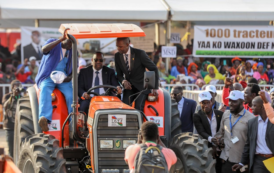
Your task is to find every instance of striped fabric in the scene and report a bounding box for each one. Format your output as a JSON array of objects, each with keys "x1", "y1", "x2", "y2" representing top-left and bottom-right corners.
[{"x1": 125, "y1": 54, "x2": 130, "y2": 71}]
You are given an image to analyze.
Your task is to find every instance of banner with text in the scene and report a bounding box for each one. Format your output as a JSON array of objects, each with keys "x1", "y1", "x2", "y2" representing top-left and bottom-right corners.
[{"x1": 193, "y1": 25, "x2": 274, "y2": 57}]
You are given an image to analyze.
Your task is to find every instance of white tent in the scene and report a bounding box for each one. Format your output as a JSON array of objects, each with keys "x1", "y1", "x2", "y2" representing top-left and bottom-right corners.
[
  {"x1": 0, "y1": 0, "x2": 168, "y2": 21},
  {"x1": 166, "y1": 0, "x2": 274, "y2": 21}
]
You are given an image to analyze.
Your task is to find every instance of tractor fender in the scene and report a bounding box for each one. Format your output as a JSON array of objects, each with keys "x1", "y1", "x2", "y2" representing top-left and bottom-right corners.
[{"x1": 26, "y1": 86, "x2": 41, "y2": 133}]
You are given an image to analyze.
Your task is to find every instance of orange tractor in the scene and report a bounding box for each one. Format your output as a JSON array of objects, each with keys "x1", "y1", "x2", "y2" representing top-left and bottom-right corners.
[{"x1": 13, "y1": 24, "x2": 215, "y2": 173}]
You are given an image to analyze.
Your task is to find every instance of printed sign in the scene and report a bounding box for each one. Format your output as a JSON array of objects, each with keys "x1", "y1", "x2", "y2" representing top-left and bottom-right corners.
[
  {"x1": 193, "y1": 25, "x2": 274, "y2": 57},
  {"x1": 170, "y1": 33, "x2": 181, "y2": 43},
  {"x1": 48, "y1": 120, "x2": 61, "y2": 131},
  {"x1": 161, "y1": 46, "x2": 177, "y2": 58},
  {"x1": 108, "y1": 115, "x2": 126, "y2": 127},
  {"x1": 147, "y1": 116, "x2": 163, "y2": 128}
]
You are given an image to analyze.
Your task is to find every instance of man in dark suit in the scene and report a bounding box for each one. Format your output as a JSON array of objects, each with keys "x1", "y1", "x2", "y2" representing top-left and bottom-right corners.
[
  {"x1": 232, "y1": 93, "x2": 274, "y2": 173},
  {"x1": 171, "y1": 86, "x2": 196, "y2": 132},
  {"x1": 194, "y1": 91, "x2": 223, "y2": 173},
  {"x1": 115, "y1": 37, "x2": 158, "y2": 111},
  {"x1": 78, "y1": 52, "x2": 121, "y2": 114},
  {"x1": 23, "y1": 30, "x2": 43, "y2": 60}
]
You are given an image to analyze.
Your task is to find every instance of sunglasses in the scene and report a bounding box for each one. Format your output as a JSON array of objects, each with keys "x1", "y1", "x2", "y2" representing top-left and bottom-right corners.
[
  {"x1": 94, "y1": 59, "x2": 103, "y2": 62},
  {"x1": 171, "y1": 93, "x2": 180, "y2": 97}
]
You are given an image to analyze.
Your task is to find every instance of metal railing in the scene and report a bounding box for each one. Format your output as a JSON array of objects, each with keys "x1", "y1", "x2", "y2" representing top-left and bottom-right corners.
[
  {"x1": 161, "y1": 84, "x2": 200, "y2": 92},
  {"x1": 201, "y1": 84, "x2": 274, "y2": 91}
]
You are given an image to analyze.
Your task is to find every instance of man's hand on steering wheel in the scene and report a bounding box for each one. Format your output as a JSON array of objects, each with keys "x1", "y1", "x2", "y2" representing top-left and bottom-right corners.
[{"x1": 116, "y1": 86, "x2": 122, "y2": 95}]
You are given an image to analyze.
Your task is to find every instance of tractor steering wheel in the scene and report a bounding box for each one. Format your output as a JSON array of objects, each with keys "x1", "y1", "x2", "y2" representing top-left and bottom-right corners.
[{"x1": 86, "y1": 85, "x2": 118, "y2": 96}]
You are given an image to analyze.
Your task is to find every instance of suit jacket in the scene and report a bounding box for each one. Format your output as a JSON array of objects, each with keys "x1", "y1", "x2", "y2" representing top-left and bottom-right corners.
[
  {"x1": 193, "y1": 109, "x2": 223, "y2": 147},
  {"x1": 241, "y1": 116, "x2": 274, "y2": 171},
  {"x1": 180, "y1": 97, "x2": 197, "y2": 132},
  {"x1": 23, "y1": 43, "x2": 42, "y2": 60},
  {"x1": 114, "y1": 47, "x2": 159, "y2": 93},
  {"x1": 78, "y1": 65, "x2": 119, "y2": 97}
]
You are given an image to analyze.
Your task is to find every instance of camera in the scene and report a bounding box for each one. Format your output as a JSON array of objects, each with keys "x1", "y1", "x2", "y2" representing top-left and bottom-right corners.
[{"x1": 15, "y1": 87, "x2": 24, "y2": 93}]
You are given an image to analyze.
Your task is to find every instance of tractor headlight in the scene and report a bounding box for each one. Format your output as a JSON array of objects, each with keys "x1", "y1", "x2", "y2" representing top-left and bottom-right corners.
[
  {"x1": 100, "y1": 140, "x2": 113, "y2": 149},
  {"x1": 123, "y1": 140, "x2": 136, "y2": 148}
]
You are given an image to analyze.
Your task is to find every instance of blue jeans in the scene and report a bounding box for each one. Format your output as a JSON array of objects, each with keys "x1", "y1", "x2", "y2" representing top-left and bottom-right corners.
[
  {"x1": 39, "y1": 77, "x2": 73, "y2": 122},
  {"x1": 5, "y1": 129, "x2": 14, "y2": 157}
]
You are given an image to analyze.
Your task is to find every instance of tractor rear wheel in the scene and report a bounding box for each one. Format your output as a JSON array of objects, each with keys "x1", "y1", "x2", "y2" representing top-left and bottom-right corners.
[
  {"x1": 171, "y1": 99, "x2": 181, "y2": 138},
  {"x1": 170, "y1": 132, "x2": 216, "y2": 173},
  {"x1": 18, "y1": 133, "x2": 66, "y2": 173},
  {"x1": 14, "y1": 96, "x2": 34, "y2": 163}
]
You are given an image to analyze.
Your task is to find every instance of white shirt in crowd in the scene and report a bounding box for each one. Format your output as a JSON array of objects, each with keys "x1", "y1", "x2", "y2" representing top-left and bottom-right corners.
[
  {"x1": 123, "y1": 48, "x2": 131, "y2": 70},
  {"x1": 256, "y1": 116, "x2": 272, "y2": 154},
  {"x1": 178, "y1": 97, "x2": 184, "y2": 117},
  {"x1": 90, "y1": 67, "x2": 104, "y2": 96},
  {"x1": 32, "y1": 42, "x2": 42, "y2": 54},
  {"x1": 207, "y1": 111, "x2": 217, "y2": 143},
  {"x1": 245, "y1": 69, "x2": 254, "y2": 76}
]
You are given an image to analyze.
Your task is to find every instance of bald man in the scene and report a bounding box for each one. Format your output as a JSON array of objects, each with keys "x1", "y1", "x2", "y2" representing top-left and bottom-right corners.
[{"x1": 233, "y1": 96, "x2": 274, "y2": 173}]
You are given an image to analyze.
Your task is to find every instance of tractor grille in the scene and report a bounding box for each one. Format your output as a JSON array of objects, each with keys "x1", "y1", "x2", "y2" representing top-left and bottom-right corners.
[{"x1": 97, "y1": 114, "x2": 139, "y2": 172}]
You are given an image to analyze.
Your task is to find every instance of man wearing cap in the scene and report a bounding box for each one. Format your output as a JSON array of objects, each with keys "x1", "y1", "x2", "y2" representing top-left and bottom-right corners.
[
  {"x1": 215, "y1": 90, "x2": 254, "y2": 173},
  {"x1": 196, "y1": 85, "x2": 224, "y2": 112},
  {"x1": 25, "y1": 56, "x2": 38, "y2": 83},
  {"x1": 193, "y1": 91, "x2": 223, "y2": 172},
  {"x1": 171, "y1": 86, "x2": 196, "y2": 132},
  {"x1": 232, "y1": 92, "x2": 274, "y2": 173},
  {"x1": 170, "y1": 56, "x2": 188, "y2": 78}
]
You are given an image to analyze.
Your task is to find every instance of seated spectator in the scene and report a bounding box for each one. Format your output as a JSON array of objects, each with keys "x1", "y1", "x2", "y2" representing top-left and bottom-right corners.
[
  {"x1": 5, "y1": 65, "x2": 16, "y2": 84},
  {"x1": 157, "y1": 61, "x2": 167, "y2": 78},
  {"x1": 171, "y1": 86, "x2": 196, "y2": 132},
  {"x1": 196, "y1": 85, "x2": 224, "y2": 112},
  {"x1": 170, "y1": 56, "x2": 188, "y2": 78},
  {"x1": 25, "y1": 56, "x2": 38, "y2": 83},
  {"x1": 188, "y1": 62, "x2": 202, "y2": 82},
  {"x1": 253, "y1": 62, "x2": 269, "y2": 83},
  {"x1": 176, "y1": 74, "x2": 192, "y2": 90},
  {"x1": 230, "y1": 57, "x2": 242, "y2": 76},
  {"x1": 15, "y1": 59, "x2": 32, "y2": 83},
  {"x1": 183, "y1": 58, "x2": 189, "y2": 68},
  {"x1": 195, "y1": 79, "x2": 206, "y2": 90},
  {"x1": 235, "y1": 65, "x2": 247, "y2": 83},
  {"x1": 124, "y1": 121, "x2": 177, "y2": 172},
  {"x1": 200, "y1": 61, "x2": 211, "y2": 78},
  {"x1": 245, "y1": 60, "x2": 256, "y2": 77},
  {"x1": 266, "y1": 63, "x2": 274, "y2": 84},
  {"x1": 204, "y1": 64, "x2": 225, "y2": 84},
  {"x1": 193, "y1": 91, "x2": 223, "y2": 173}
]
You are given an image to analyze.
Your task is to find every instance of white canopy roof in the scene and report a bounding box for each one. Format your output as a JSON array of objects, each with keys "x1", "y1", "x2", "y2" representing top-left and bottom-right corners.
[
  {"x1": 0, "y1": 0, "x2": 168, "y2": 21},
  {"x1": 166, "y1": 0, "x2": 274, "y2": 21}
]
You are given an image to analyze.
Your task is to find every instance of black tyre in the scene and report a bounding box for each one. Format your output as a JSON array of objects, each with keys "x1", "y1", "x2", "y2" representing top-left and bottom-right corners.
[
  {"x1": 170, "y1": 132, "x2": 216, "y2": 173},
  {"x1": 14, "y1": 96, "x2": 34, "y2": 163},
  {"x1": 171, "y1": 99, "x2": 181, "y2": 138},
  {"x1": 18, "y1": 133, "x2": 66, "y2": 173}
]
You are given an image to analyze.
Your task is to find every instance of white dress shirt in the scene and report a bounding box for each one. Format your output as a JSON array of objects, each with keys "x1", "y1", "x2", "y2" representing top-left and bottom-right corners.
[
  {"x1": 178, "y1": 97, "x2": 184, "y2": 117},
  {"x1": 123, "y1": 48, "x2": 131, "y2": 70},
  {"x1": 31, "y1": 42, "x2": 41, "y2": 54},
  {"x1": 207, "y1": 111, "x2": 217, "y2": 143},
  {"x1": 256, "y1": 116, "x2": 272, "y2": 154},
  {"x1": 91, "y1": 67, "x2": 104, "y2": 96}
]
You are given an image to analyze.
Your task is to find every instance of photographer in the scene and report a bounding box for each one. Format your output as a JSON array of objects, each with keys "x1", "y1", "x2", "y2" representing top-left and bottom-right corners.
[
  {"x1": 15, "y1": 58, "x2": 32, "y2": 83},
  {"x1": 2, "y1": 80, "x2": 23, "y2": 157}
]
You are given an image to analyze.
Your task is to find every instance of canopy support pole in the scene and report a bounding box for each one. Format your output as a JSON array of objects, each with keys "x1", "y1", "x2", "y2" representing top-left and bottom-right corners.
[
  {"x1": 35, "y1": 19, "x2": 39, "y2": 27},
  {"x1": 155, "y1": 23, "x2": 160, "y2": 47}
]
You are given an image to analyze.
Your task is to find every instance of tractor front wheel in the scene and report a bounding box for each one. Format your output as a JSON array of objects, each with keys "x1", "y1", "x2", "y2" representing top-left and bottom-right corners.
[
  {"x1": 18, "y1": 133, "x2": 66, "y2": 173},
  {"x1": 170, "y1": 132, "x2": 216, "y2": 173}
]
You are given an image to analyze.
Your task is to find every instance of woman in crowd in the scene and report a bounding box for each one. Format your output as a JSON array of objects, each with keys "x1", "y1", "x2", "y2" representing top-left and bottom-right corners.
[
  {"x1": 195, "y1": 78, "x2": 206, "y2": 90},
  {"x1": 245, "y1": 60, "x2": 255, "y2": 77},
  {"x1": 266, "y1": 63, "x2": 274, "y2": 84},
  {"x1": 187, "y1": 62, "x2": 202, "y2": 82},
  {"x1": 253, "y1": 62, "x2": 269, "y2": 83},
  {"x1": 230, "y1": 57, "x2": 242, "y2": 76},
  {"x1": 204, "y1": 64, "x2": 225, "y2": 84},
  {"x1": 200, "y1": 61, "x2": 211, "y2": 78},
  {"x1": 235, "y1": 65, "x2": 247, "y2": 82},
  {"x1": 170, "y1": 57, "x2": 188, "y2": 78}
]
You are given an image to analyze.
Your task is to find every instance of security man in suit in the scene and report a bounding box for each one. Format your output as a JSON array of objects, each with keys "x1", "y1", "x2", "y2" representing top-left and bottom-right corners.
[
  {"x1": 78, "y1": 52, "x2": 122, "y2": 114},
  {"x1": 115, "y1": 37, "x2": 158, "y2": 111},
  {"x1": 171, "y1": 86, "x2": 196, "y2": 132},
  {"x1": 232, "y1": 91, "x2": 274, "y2": 173},
  {"x1": 193, "y1": 91, "x2": 223, "y2": 173}
]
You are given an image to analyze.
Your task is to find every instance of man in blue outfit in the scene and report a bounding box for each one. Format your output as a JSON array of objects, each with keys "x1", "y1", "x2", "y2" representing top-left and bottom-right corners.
[{"x1": 36, "y1": 28, "x2": 73, "y2": 132}]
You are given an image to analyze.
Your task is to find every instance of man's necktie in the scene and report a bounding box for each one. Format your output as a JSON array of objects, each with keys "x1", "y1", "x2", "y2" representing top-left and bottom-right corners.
[
  {"x1": 37, "y1": 46, "x2": 42, "y2": 58},
  {"x1": 125, "y1": 54, "x2": 130, "y2": 72},
  {"x1": 94, "y1": 71, "x2": 100, "y2": 95}
]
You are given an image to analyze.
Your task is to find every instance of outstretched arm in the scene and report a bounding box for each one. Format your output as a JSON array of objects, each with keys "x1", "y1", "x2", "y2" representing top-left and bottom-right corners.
[{"x1": 42, "y1": 28, "x2": 69, "y2": 53}]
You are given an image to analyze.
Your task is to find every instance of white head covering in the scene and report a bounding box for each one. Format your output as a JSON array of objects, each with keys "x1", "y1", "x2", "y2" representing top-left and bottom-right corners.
[{"x1": 246, "y1": 60, "x2": 256, "y2": 66}]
